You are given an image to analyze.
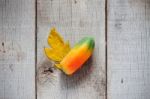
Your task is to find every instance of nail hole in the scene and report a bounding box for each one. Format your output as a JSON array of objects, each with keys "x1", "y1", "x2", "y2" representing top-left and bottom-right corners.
[
  {"x1": 2, "y1": 42, "x2": 4, "y2": 46},
  {"x1": 74, "y1": 0, "x2": 77, "y2": 4}
]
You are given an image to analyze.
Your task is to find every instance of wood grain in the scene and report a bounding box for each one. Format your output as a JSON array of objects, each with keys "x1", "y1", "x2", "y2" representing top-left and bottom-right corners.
[
  {"x1": 0, "y1": 0, "x2": 35, "y2": 99},
  {"x1": 107, "y1": 0, "x2": 150, "y2": 99},
  {"x1": 37, "y1": 0, "x2": 106, "y2": 99}
]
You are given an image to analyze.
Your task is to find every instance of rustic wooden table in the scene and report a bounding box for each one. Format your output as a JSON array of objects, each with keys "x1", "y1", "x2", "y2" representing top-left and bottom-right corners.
[{"x1": 0, "y1": 0, "x2": 149, "y2": 99}]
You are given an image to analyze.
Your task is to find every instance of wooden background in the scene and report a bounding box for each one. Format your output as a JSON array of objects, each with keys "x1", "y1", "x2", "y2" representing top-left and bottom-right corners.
[{"x1": 0, "y1": 0, "x2": 150, "y2": 99}]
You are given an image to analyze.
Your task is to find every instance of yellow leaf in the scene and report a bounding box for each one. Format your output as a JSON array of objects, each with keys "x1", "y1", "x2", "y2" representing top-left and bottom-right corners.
[
  {"x1": 44, "y1": 48, "x2": 62, "y2": 61},
  {"x1": 44, "y1": 28, "x2": 71, "y2": 63}
]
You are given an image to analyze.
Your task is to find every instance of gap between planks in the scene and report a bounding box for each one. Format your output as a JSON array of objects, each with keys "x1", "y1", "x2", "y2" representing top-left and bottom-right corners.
[
  {"x1": 35, "y1": 0, "x2": 38, "y2": 99},
  {"x1": 105, "y1": 0, "x2": 108, "y2": 99}
]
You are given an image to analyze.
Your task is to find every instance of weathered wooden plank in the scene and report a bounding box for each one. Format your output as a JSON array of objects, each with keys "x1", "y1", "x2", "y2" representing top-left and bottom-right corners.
[
  {"x1": 0, "y1": 0, "x2": 35, "y2": 99},
  {"x1": 107, "y1": 0, "x2": 150, "y2": 99},
  {"x1": 37, "y1": 0, "x2": 106, "y2": 99}
]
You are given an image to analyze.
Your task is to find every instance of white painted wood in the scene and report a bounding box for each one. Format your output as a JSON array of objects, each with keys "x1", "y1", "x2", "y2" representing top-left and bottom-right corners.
[
  {"x1": 0, "y1": 0, "x2": 35, "y2": 99},
  {"x1": 107, "y1": 0, "x2": 150, "y2": 99},
  {"x1": 37, "y1": 0, "x2": 106, "y2": 99}
]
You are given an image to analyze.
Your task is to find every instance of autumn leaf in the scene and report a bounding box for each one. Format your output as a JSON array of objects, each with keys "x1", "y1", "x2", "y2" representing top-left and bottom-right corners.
[{"x1": 44, "y1": 28, "x2": 71, "y2": 62}]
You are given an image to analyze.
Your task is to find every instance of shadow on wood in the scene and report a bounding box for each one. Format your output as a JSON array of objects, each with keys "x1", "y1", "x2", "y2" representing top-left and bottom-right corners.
[{"x1": 60, "y1": 55, "x2": 94, "y2": 89}]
